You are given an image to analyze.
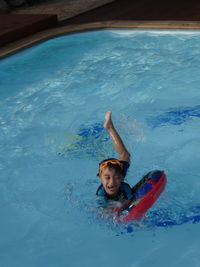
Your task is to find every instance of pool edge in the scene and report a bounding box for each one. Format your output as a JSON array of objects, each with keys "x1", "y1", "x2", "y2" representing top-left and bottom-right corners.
[{"x1": 1, "y1": 20, "x2": 200, "y2": 58}]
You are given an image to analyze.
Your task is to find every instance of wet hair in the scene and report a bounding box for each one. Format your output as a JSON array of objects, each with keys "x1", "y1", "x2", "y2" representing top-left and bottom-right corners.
[{"x1": 97, "y1": 158, "x2": 124, "y2": 177}]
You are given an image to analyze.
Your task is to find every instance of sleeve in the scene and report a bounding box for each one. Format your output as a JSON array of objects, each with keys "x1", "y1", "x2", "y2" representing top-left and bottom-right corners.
[{"x1": 120, "y1": 160, "x2": 130, "y2": 178}]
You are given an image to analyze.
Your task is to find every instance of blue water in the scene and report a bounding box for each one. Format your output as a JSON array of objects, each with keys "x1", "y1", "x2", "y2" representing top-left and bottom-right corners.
[{"x1": 1, "y1": 29, "x2": 200, "y2": 267}]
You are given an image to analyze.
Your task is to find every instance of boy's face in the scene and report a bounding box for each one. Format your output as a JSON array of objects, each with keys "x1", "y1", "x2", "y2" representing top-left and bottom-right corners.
[{"x1": 99, "y1": 167, "x2": 123, "y2": 197}]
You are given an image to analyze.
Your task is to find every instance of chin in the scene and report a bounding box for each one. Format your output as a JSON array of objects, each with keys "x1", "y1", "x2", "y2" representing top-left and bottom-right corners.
[{"x1": 107, "y1": 189, "x2": 118, "y2": 197}]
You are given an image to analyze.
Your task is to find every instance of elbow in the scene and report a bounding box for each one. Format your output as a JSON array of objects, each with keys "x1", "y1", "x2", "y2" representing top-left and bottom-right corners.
[{"x1": 120, "y1": 151, "x2": 131, "y2": 162}]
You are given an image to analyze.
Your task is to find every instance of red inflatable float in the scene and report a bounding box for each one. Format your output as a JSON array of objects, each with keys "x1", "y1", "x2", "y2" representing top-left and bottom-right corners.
[{"x1": 114, "y1": 170, "x2": 167, "y2": 222}]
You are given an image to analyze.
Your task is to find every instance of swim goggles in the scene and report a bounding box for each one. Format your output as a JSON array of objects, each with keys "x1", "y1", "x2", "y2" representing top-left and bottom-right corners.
[{"x1": 99, "y1": 159, "x2": 123, "y2": 176}]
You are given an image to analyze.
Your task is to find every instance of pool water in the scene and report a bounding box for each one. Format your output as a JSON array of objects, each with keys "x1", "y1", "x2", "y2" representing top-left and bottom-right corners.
[{"x1": 1, "y1": 29, "x2": 200, "y2": 267}]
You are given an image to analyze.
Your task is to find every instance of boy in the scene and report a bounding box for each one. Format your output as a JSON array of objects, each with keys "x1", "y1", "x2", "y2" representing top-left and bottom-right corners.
[{"x1": 96, "y1": 111, "x2": 134, "y2": 206}]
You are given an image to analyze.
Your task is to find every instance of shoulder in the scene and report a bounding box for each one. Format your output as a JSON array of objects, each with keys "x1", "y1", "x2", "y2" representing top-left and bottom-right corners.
[
  {"x1": 120, "y1": 182, "x2": 132, "y2": 192},
  {"x1": 119, "y1": 182, "x2": 134, "y2": 199},
  {"x1": 119, "y1": 160, "x2": 130, "y2": 169},
  {"x1": 96, "y1": 184, "x2": 105, "y2": 196}
]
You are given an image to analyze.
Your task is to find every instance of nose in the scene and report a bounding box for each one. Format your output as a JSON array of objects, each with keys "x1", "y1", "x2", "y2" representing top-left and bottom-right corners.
[{"x1": 109, "y1": 177, "x2": 117, "y2": 186}]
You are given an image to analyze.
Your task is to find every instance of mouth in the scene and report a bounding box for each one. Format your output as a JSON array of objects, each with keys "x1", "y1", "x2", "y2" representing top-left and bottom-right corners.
[{"x1": 107, "y1": 186, "x2": 118, "y2": 193}]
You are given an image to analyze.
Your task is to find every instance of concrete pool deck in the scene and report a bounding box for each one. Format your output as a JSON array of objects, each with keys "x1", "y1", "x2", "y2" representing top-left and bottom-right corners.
[
  {"x1": 0, "y1": 0, "x2": 114, "y2": 47},
  {"x1": 1, "y1": 0, "x2": 200, "y2": 57}
]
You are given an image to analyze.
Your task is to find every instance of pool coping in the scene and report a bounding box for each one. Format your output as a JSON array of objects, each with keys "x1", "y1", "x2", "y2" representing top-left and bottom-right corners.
[{"x1": 1, "y1": 20, "x2": 200, "y2": 58}]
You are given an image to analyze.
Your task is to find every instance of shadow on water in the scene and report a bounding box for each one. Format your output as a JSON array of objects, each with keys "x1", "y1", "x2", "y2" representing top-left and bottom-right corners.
[
  {"x1": 58, "y1": 105, "x2": 200, "y2": 160},
  {"x1": 88, "y1": 201, "x2": 200, "y2": 236},
  {"x1": 147, "y1": 105, "x2": 200, "y2": 128},
  {"x1": 57, "y1": 122, "x2": 110, "y2": 160},
  {"x1": 148, "y1": 205, "x2": 200, "y2": 227},
  {"x1": 121, "y1": 205, "x2": 200, "y2": 235}
]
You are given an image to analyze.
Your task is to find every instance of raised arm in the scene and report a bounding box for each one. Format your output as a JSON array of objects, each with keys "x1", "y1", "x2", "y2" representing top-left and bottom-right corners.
[{"x1": 104, "y1": 111, "x2": 130, "y2": 162}]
